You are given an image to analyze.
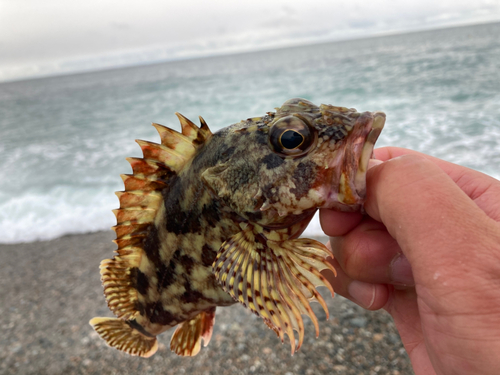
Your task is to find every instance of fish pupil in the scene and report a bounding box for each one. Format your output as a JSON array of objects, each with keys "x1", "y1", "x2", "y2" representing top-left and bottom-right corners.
[{"x1": 280, "y1": 130, "x2": 304, "y2": 149}]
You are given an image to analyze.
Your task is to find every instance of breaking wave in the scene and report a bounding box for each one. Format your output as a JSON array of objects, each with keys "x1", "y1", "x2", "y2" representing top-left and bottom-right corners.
[{"x1": 1, "y1": 22, "x2": 499, "y2": 243}]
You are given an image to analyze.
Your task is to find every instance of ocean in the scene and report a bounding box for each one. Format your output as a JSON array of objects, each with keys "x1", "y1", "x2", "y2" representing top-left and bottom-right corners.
[{"x1": 1, "y1": 22, "x2": 499, "y2": 244}]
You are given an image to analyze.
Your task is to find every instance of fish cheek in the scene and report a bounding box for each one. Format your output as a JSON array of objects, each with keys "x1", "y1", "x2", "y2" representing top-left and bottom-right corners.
[
  {"x1": 289, "y1": 160, "x2": 318, "y2": 200},
  {"x1": 201, "y1": 162, "x2": 260, "y2": 214},
  {"x1": 256, "y1": 157, "x2": 324, "y2": 215}
]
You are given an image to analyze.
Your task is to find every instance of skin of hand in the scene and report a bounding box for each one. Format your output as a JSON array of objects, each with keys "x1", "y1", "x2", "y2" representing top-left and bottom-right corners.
[{"x1": 320, "y1": 147, "x2": 500, "y2": 375}]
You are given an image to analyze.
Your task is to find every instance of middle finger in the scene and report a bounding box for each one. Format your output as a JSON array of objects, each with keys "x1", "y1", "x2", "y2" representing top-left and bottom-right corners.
[{"x1": 330, "y1": 216, "x2": 411, "y2": 285}]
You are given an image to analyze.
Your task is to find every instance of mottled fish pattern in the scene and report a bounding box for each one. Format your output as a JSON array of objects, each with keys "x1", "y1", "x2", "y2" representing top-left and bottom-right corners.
[{"x1": 90, "y1": 98, "x2": 385, "y2": 357}]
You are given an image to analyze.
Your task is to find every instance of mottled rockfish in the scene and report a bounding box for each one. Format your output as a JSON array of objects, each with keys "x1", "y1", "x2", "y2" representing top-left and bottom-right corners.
[{"x1": 90, "y1": 98, "x2": 385, "y2": 357}]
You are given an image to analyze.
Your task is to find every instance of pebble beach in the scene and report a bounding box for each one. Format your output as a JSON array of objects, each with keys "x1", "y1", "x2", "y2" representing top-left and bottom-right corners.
[{"x1": 0, "y1": 231, "x2": 413, "y2": 375}]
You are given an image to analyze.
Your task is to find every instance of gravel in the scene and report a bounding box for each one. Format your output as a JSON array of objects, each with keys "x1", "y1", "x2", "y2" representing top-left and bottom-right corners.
[{"x1": 0, "y1": 231, "x2": 414, "y2": 375}]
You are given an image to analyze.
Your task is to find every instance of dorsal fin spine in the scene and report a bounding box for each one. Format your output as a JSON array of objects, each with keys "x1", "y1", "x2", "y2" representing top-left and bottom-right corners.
[
  {"x1": 175, "y1": 112, "x2": 213, "y2": 142},
  {"x1": 99, "y1": 113, "x2": 212, "y2": 323},
  {"x1": 199, "y1": 116, "x2": 210, "y2": 133},
  {"x1": 135, "y1": 140, "x2": 187, "y2": 171},
  {"x1": 175, "y1": 112, "x2": 199, "y2": 139},
  {"x1": 152, "y1": 123, "x2": 196, "y2": 151},
  {"x1": 126, "y1": 157, "x2": 166, "y2": 175},
  {"x1": 115, "y1": 191, "x2": 162, "y2": 209},
  {"x1": 120, "y1": 174, "x2": 166, "y2": 191}
]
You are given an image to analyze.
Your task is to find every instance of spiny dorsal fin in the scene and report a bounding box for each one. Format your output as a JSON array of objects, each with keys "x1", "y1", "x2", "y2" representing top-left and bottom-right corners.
[
  {"x1": 152, "y1": 123, "x2": 196, "y2": 155},
  {"x1": 175, "y1": 112, "x2": 212, "y2": 143},
  {"x1": 99, "y1": 114, "x2": 212, "y2": 322}
]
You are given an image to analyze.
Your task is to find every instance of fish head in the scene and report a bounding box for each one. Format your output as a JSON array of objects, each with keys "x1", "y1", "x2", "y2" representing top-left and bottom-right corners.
[{"x1": 202, "y1": 98, "x2": 385, "y2": 228}]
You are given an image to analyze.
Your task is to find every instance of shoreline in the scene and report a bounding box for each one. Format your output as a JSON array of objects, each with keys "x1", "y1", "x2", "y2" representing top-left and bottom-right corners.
[{"x1": 0, "y1": 230, "x2": 413, "y2": 375}]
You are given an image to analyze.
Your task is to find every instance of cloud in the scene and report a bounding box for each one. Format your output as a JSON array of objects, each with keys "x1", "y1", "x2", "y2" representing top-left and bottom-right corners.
[{"x1": 0, "y1": 0, "x2": 499, "y2": 81}]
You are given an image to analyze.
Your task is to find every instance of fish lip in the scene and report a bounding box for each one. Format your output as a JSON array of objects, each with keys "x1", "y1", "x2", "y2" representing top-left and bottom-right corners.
[
  {"x1": 353, "y1": 112, "x2": 385, "y2": 200},
  {"x1": 321, "y1": 111, "x2": 385, "y2": 211}
]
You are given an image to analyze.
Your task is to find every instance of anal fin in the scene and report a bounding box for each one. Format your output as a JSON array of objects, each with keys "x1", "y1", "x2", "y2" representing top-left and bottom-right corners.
[
  {"x1": 170, "y1": 307, "x2": 216, "y2": 356},
  {"x1": 89, "y1": 317, "x2": 158, "y2": 357}
]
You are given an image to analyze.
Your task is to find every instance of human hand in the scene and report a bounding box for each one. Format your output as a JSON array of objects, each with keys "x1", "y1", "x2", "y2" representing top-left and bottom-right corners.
[{"x1": 320, "y1": 147, "x2": 500, "y2": 375}]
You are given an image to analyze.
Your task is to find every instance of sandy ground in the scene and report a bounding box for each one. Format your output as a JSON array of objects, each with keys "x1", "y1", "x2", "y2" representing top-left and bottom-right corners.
[{"x1": 0, "y1": 231, "x2": 414, "y2": 375}]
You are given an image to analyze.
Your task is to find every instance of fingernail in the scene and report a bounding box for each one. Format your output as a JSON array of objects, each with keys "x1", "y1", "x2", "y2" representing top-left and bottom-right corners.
[
  {"x1": 348, "y1": 280, "x2": 376, "y2": 309},
  {"x1": 391, "y1": 254, "x2": 415, "y2": 286},
  {"x1": 368, "y1": 159, "x2": 383, "y2": 170}
]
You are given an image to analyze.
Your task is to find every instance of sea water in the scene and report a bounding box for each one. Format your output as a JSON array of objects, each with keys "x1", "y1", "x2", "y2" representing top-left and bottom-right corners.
[{"x1": 1, "y1": 22, "x2": 499, "y2": 243}]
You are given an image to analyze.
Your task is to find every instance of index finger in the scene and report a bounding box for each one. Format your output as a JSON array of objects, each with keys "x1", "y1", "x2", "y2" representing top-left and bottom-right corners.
[
  {"x1": 365, "y1": 153, "x2": 500, "y2": 285},
  {"x1": 375, "y1": 147, "x2": 500, "y2": 222}
]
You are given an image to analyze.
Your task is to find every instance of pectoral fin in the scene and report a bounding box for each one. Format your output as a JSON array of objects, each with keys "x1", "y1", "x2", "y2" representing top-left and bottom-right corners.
[
  {"x1": 212, "y1": 225, "x2": 336, "y2": 354},
  {"x1": 170, "y1": 307, "x2": 216, "y2": 356}
]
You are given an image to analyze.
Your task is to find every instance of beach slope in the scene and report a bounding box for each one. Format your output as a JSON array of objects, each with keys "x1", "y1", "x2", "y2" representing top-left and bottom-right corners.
[{"x1": 0, "y1": 231, "x2": 412, "y2": 375}]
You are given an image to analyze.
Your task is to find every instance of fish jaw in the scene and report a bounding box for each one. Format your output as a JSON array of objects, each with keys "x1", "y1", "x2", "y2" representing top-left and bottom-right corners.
[{"x1": 321, "y1": 111, "x2": 385, "y2": 211}]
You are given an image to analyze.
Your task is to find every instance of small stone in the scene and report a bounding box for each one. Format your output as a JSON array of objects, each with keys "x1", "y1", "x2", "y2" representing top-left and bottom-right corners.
[
  {"x1": 262, "y1": 347, "x2": 272, "y2": 354},
  {"x1": 333, "y1": 334, "x2": 343, "y2": 343},
  {"x1": 80, "y1": 337, "x2": 90, "y2": 345},
  {"x1": 240, "y1": 354, "x2": 250, "y2": 361},
  {"x1": 82, "y1": 359, "x2": 92, "y2": 367},
  {"x1": 389, "y1": 333, "x2": 401, "y2": 344},
  {"x1": 349, "y1": 317, "x2": 368, "y2": 328},
  {"x1": 373, "y1": 333, "x2": 385, "y2": 342},
  {"x1": 10, "y1": 344, "x2": 22, "y2": 354}
]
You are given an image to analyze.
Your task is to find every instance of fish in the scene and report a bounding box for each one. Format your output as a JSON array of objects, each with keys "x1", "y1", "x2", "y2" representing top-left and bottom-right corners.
[{"x1": 89, "y1": 98, "x2": 385, "y2": 358}]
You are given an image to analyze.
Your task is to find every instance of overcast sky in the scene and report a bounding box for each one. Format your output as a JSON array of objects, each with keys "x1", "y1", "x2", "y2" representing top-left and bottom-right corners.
[{"x1": 1, "y1": 0, "x2": 499, "y2": 82}]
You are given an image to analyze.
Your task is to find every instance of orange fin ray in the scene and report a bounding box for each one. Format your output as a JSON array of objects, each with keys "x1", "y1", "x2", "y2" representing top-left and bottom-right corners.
[
  {"x1": 136, "y1": 139, "x2": 187, "y2": 171},
  {"x1": 170, "y1": 307, "x2": 216, "y2": 356},
  {"x1": 115, "y1": 190, "x2": 162, "y2": 209},
  {"x1": 175, "y1": 112, "x2": 213, "y2": 142},
  {"x1": 120, "y1": 174, "x2": 166, "y2": 191}
]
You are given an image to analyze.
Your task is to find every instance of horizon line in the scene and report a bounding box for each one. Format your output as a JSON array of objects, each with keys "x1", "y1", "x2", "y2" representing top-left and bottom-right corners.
[{"x1": 1, "y1": 19, "x2": 499, "y2": 85}]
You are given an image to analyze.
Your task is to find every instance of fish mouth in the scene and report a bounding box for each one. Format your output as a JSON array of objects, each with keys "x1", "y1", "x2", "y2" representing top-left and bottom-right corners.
[
  {"x1": 352, "y1": 112, "x2": 385, "y2": 202},
  {"x1": 323, "y1": 111, "x2": 385, "y2": 211}
]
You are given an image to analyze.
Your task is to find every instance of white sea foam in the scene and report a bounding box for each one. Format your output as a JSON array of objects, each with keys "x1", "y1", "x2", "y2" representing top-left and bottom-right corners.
[
  {"x1": 1, "y1": 22, "x2": 499, "y2": 243},
  {"x1": 0, "y1": 187, "x2": 117, "y2": 244}
]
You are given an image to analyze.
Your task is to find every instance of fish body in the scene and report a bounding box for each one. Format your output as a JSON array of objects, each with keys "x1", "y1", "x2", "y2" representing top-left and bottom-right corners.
[{"x1": 90, "y1": 98, "x2": 385, "y2": 357}]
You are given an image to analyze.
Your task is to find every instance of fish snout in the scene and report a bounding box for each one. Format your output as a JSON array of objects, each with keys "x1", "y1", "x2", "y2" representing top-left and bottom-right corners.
[
  {"x1": 350, "y1": 111, "x2": 385, "y2": 203},
  {"x1": 322, "y1": 111, "x2": 385, "y2": 211}
]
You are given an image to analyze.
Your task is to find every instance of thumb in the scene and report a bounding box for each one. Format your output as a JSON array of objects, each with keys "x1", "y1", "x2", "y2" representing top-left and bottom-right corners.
[{"x1": 364, "y1": 154, "x2": 499, "y2": 291}]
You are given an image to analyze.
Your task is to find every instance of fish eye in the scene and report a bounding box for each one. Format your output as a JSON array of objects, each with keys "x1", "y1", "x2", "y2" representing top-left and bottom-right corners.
[
  {"x1": 269, "y1": 115, "x2": 316, "y2": 157},
  {"x1": 280, "y1": 130, "x2": 304, "y2": 149}
]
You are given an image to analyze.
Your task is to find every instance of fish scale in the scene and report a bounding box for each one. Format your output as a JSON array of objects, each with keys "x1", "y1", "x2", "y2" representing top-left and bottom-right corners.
[{"x1": 90, "y1": 98, "x2": 385, "y2": 357}]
